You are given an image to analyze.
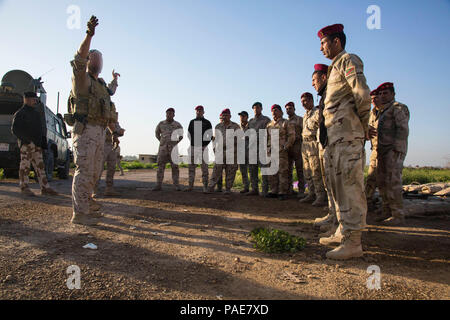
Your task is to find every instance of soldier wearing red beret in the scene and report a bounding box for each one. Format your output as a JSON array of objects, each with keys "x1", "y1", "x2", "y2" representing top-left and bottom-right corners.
[
  {"x1": 316, "y1": 23, "x2": 371, "y2": 260},
  {"x1": 374, "y1": 82, "x2": 410, "y2": 226}
]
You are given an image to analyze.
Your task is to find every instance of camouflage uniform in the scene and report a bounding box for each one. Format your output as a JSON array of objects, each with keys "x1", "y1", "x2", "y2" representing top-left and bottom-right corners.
[
  {"x1": 95, "y1": 127, "x2": 117, "y2": 191},
  {"x1": 18, "y1": 142, "x2": 50, "y2": 190},
  {"x1": 287, "y1": 114, "x2": 305, "y2": 194},
  {"x1": 266, "y1": 118, "x2": 295, "y2": 195},
  {"x1": 115, "y1": 145, "x2": 124, "y2": 175},
  {"x1": 365, "y1": 106, "x2": 380, "y2": 204},
  {"x1": 155, "y1": 119, "x2": 183, "y2": 188},
  {"x1": 248, "y1": 114, "x2": 271, "y2": 194},
  {"x1": 376, "y1": 100, "x2": 410, "y2": 219},
  {"x1": 302, "y1": 107, "x2": 326, "y2": 198},
  {"x1": 208, "y1": 121, "x2": 240, "y2": 192},
  {"x1": 239, "y1": 121, "x2": 250, "y2": 191},
  {"x1": 322, "y1": 50, "x2": 371, "y2": 234},
  {"x1": 70, "y1": 52, "x2": 118, "y2": 219}
]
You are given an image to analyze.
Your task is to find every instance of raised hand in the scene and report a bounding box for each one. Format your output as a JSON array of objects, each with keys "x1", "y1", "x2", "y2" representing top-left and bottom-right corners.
[
  {"x1": 86, "y1": 15, "x2": 99, "y2": 37},
  {"x1": 112, "y1": 69, "x2": 121, "y2": 80}
]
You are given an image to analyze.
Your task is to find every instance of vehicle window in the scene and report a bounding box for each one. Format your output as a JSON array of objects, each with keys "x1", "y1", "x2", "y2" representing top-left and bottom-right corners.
[{"x1": 55, "y1": 118, "x2": 62, "y2": 135}]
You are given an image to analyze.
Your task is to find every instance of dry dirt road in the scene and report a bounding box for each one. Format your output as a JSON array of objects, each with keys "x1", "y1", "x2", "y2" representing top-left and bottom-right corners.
[{"x1": 0, "y1": 169, "x2": 449, "y2": 300}]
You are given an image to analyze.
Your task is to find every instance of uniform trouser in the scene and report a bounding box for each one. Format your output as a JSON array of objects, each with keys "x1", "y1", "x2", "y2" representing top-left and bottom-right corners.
[
  {"x1": 19, "y1": 142, "x2": 50, "y2": 190},
  {"x1": 365, "y1": 153, "x2": 378, "y2": 203},
  {"x1": 323, "y1": 140, "x2": 367, "y2": 233},
  {"x1": 288, "y1": 142, "x2": 305, "y2": 192},
  {"x1": 117, "y1": 155, "x2": 124, "y2": 175},
  {"x1": 209, "y1": 164, "x2": 238, "y2": 191},
  {"x1": 302, "y1": 140, "x2": 325, "y2": 196},
  {"x1": 188, "y1": 146, "x2": 209, "y2": 187},
  {"x1": 377, "y1": 149, "x2": 405, "y2": 218},
  {"x1": 319, "y1": 144, "x2": 337, "y2": 220},
  {"x1": 157, "y1": 145, "x2": 179, "y2": 186},
  {"x1": 269, "y1": 151, "x2": 289, "y2": 195},
  {"x1": 72, "y1": 122, "x2": 105, "y2": 215},
  {"x1": 249, "y1": 163, "x2": 269, "y2": 193},
  {"x1": 239, "y1": 163, "x2": 250, "y2": 190},
  {"x1": 99, "y1": 143, "x2": 117, "y2": 188}
]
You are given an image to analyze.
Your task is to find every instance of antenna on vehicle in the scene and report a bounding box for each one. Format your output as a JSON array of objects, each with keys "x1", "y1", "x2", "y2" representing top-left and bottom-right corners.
[
  {"x1": 39, "y1": 68, "x2": 55, "y2": 79},
  {"x1": 57, "y1": 92, "x2": 60, "y2": 114}
]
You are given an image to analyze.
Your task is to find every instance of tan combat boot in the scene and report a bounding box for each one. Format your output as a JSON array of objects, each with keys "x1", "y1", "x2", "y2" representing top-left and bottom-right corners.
[
  {"x1": 21, "y1": 187, "x2": 35, "y2": 197},
  {"x1": 326, "y1": 231, "x2": 363, "y2": 260},
  {"x1": 319, "y1": 225, "x2": 343, "y2": 246},
  {"x1": 313, "y1": 213, "x2": 334, "y2": 229},
  {"x1": 312, "y1": 192, "x2": 327, "y2": 207},
  {"x1": 299, "y1": 192, "x2": 315, "y2": 203},
  {"x1": 71, "y1": 213, "x2": 99, "y2": 226},
  {"x1": 41, "y1": 187, "x2": 58, "y2": 196}
]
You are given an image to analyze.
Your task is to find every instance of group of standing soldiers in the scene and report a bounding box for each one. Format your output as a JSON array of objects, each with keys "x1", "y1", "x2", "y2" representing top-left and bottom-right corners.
[
  {"x1": 153, "y1": 23, "x2": 410, "y2": 260},
  {"x1": 12, "y1": 16, "x2": 410, "y2": 261}
]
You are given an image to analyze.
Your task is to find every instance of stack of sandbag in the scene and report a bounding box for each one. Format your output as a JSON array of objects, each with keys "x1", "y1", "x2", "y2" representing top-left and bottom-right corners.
[{"x1": 421, "y1": 183, "x2": 450, "y2": 195}]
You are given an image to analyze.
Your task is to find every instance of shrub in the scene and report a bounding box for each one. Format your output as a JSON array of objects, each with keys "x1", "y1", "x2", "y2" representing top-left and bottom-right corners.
[{"x1": 250, "y1": 227, "x2": 306, "y2": 253}]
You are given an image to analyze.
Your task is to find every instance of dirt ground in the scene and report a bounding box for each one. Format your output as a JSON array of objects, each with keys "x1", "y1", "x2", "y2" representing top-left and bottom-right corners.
[{"x1": 0, "y1": 169, "x2": 449, "y2": 300}]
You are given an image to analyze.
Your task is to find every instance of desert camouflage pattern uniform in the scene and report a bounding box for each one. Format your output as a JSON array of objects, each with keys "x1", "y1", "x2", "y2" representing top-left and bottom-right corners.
[
  {"x1": 322, "y1": 50, "x2": 371, "y2": 234},
  {"x1": 287, "y1": 114, "x2": 305, "y2": 193},
  {"x1": 115, "y1": 145, "x2": 124, "y2": 175},
  {"x1": 208, "y1": 121, "x2": 240, "y2": 191},
  {"x1": 266, "y1": 117, "x2": 295, "y2": 195},
  {"x1": 365, "y1": 106, "x2": 380, "y2": 203},
  {"x1": 376, "y1": 100, "x2": 410, "y2": 218},
  {"x1": 96, "y1": 127, "x2": 117, "y2": 190},
  {"x1": 18, "y1": 142, "x2": 50, "y2": 190},
  {"x1": 239, "y1": 121, "x2": 250, "y2": 191},
  {"x1": 71, "y1": 52, "x2": 117, "y2": 216},
  {"x1": 302, "y1": 107, "x2": 325, "y2": 198},
  {"x1": 155, "y1": 119, "x2": 183, "y2": 187},
  {"x1": 248, "y1": 114, "x2": 271, "y2": 194}
]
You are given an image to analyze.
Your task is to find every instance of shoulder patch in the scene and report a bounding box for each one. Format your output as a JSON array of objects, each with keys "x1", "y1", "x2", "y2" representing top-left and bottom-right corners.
[{"x1": 345, "y1": 66, "x2": 356, "y2": 77}]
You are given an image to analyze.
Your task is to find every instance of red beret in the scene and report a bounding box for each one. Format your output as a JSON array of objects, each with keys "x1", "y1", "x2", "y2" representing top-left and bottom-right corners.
[
  {"x1": 301, "y1": 92, "x2": 314, "y2": 100},
  {"x1": 314, "y1": 64, "x2": 329, "y2": 73},
  {"x1": 195, "y1": 105, "x2": 204, "y2": 111},
  {"x1": 285, "y1": 102, "x2": 295, "y2": 108},
  {"x1": 220, "y1": 108, "x2": 231, "y2": 115},
  {"x1": 377, "y1": 82, "x2": 394, "y2": 91},
  {"x1": 370, "y1": 89, "x2": 378, "y2": 96},
  {"x1": 166, "y1": 108, "x2": 175, "y2": 113},
  {"x1": 271, "y1": 104, "x2": 282, "y2": 112},
  {"x1": 318, "y1": 24, "x2": 344, "y2": 39}
]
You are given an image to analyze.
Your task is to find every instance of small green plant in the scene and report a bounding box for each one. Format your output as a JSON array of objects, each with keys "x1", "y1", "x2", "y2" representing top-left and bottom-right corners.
[
  {"x1": 250, "y1": 227, "x2": 306, "y2": 253},
  {"x1": 0, "y1": 168, "x2": 4, "y2": 180}
]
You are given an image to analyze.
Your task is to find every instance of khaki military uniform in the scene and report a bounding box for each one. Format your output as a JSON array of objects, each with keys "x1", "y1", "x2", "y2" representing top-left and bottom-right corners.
[
  {"x1": 208, "y1": 121, "x2": 240, "y2": 192},
  {"x1": 322, "y1": 50, "x2": 371, "y2": 234},
  {"x1": 376, "y1": 100, "x2": 410, "y2": 218},
  {"x1": 287, "y1": 114, "x2": 305, "y2": 194},
  {"x1": 18, "y1": 142, "x2": 51, "y2": 190},
  {"x1": 248, "y1": 114, "x2": 271, "y2": 194},
  {"x1": 239, "y1": 122, "x2": 250, "y2": 191},
  {"x1": 365, "y1": 106, "x2": 381, "y2": 204},
  {"x1": 267, "y1": 118, "x2": 295, "y2": 195},
  {"x1": 115, "y1": 145, "x2": 124, "y2": 175},
  {"x1": 70, "y1": 52, "x2": 117, "y2": 218},
  {"x1": 155, "y1": 120, "x2": 183, "y2": 188},
  {"x1": 95, "y1": 127, "x2": 117, "y2": 192},
  {"x1": 302, "y1": 107, "x2": 325, "y2": 198}
]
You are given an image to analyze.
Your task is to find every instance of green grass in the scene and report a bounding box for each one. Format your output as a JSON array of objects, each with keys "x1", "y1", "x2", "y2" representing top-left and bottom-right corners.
[
  {"x1": 0, "y1": 168, "x2": 4, "y2": 180},
  {"x1": 250, "y1": 227, "x2": 306, "y2": 253}
]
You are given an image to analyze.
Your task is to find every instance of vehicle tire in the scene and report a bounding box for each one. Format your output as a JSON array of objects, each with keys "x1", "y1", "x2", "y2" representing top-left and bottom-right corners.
[
  {"x1": 4, "y1": 169, "x2": 19, "y2": 179},
  {"x1": 45, "y1": 149, "x2": 54, "y2": 182},
  {"x1": 58, "y1": 155, "x2": 70, "y2": 179}
]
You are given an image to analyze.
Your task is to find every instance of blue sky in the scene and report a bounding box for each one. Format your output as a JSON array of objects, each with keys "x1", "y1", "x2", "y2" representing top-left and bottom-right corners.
[{"x1": 1, "y1": 0, "x2": 449, "y2": 166}]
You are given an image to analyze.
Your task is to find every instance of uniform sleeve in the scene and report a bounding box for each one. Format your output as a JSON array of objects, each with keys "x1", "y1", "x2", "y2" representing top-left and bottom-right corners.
[
  {"x1": 394, "y1": 105, "x2": 410, "y2": 153},
  {"x1": 70, "y1": 52, "x2": 89, "y2": 96},
  {"x1": 187, "y1": 120, "x2": 194, "y2": 142},
  {"x1": 108, "y1": 78, "x2": 118, "y2": 96},
  {"x1": 285, "y1": 122, "x2": 296, "y2": 150},
  {"x1": 342, "y1": 55, "x2": 371, "y2": 136},
  {"x1": 204, "y1": 120, "x2": 213, "y2": 143},
  {"x1": 155, "y1": 123, "x2": 161, "y2": 141},
  {"x1": 176, "y1": 122, "x2": 184, "y2": 141}
]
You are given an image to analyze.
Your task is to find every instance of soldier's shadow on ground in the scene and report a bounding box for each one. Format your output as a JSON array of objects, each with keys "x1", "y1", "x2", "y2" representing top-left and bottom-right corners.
[{"x1": 0, "y1": 217, "x2": 316, "y2": 299}]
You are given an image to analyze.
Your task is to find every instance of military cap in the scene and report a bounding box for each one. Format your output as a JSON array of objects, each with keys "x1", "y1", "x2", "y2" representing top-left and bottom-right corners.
[
  {"x1": 271, "y1": 104, "x2": 282, "y2": 112},
  {"x1": 252, "y1": 102, "x2": 262, "y2": 109},
  {"x1": 166, "y1": 107, "x2": 175, "y2": 113},
  {"x1": 220, "y1": 108, "x2": 231, "y2": 115},
  {"x1": 370, "y1": 89, "x2": 379, "y2": 96},
  {"x1": 301, "y1": 92, "x2": 314, "y2": 100},
  {"x1": 377, "y1": 82, "x2": 394, "y2": 91},
  {"x1": 238, "y1": 111, "x2": 249, "y2": 117},
  {"x1": 23, "y1": 92, "x2": 37, "y2": 98},
  {"x1": 314, "y1": 64, "x2": 329, "y2": 73},
  {"x1": 285, "y1": 102, "x2": 295, "y2": 108},
  {"x1": 317, "y1": 24, "x2": 344, "y2": 39},
  {"x1": 195, "y1": 105, "x2": 204, "y2": 111}
]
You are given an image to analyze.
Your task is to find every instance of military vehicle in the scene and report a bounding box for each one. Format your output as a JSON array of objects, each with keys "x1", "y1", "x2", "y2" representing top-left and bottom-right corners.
[{"x1": 0, "y1": 70, "x2": 72, "y2": 180}]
